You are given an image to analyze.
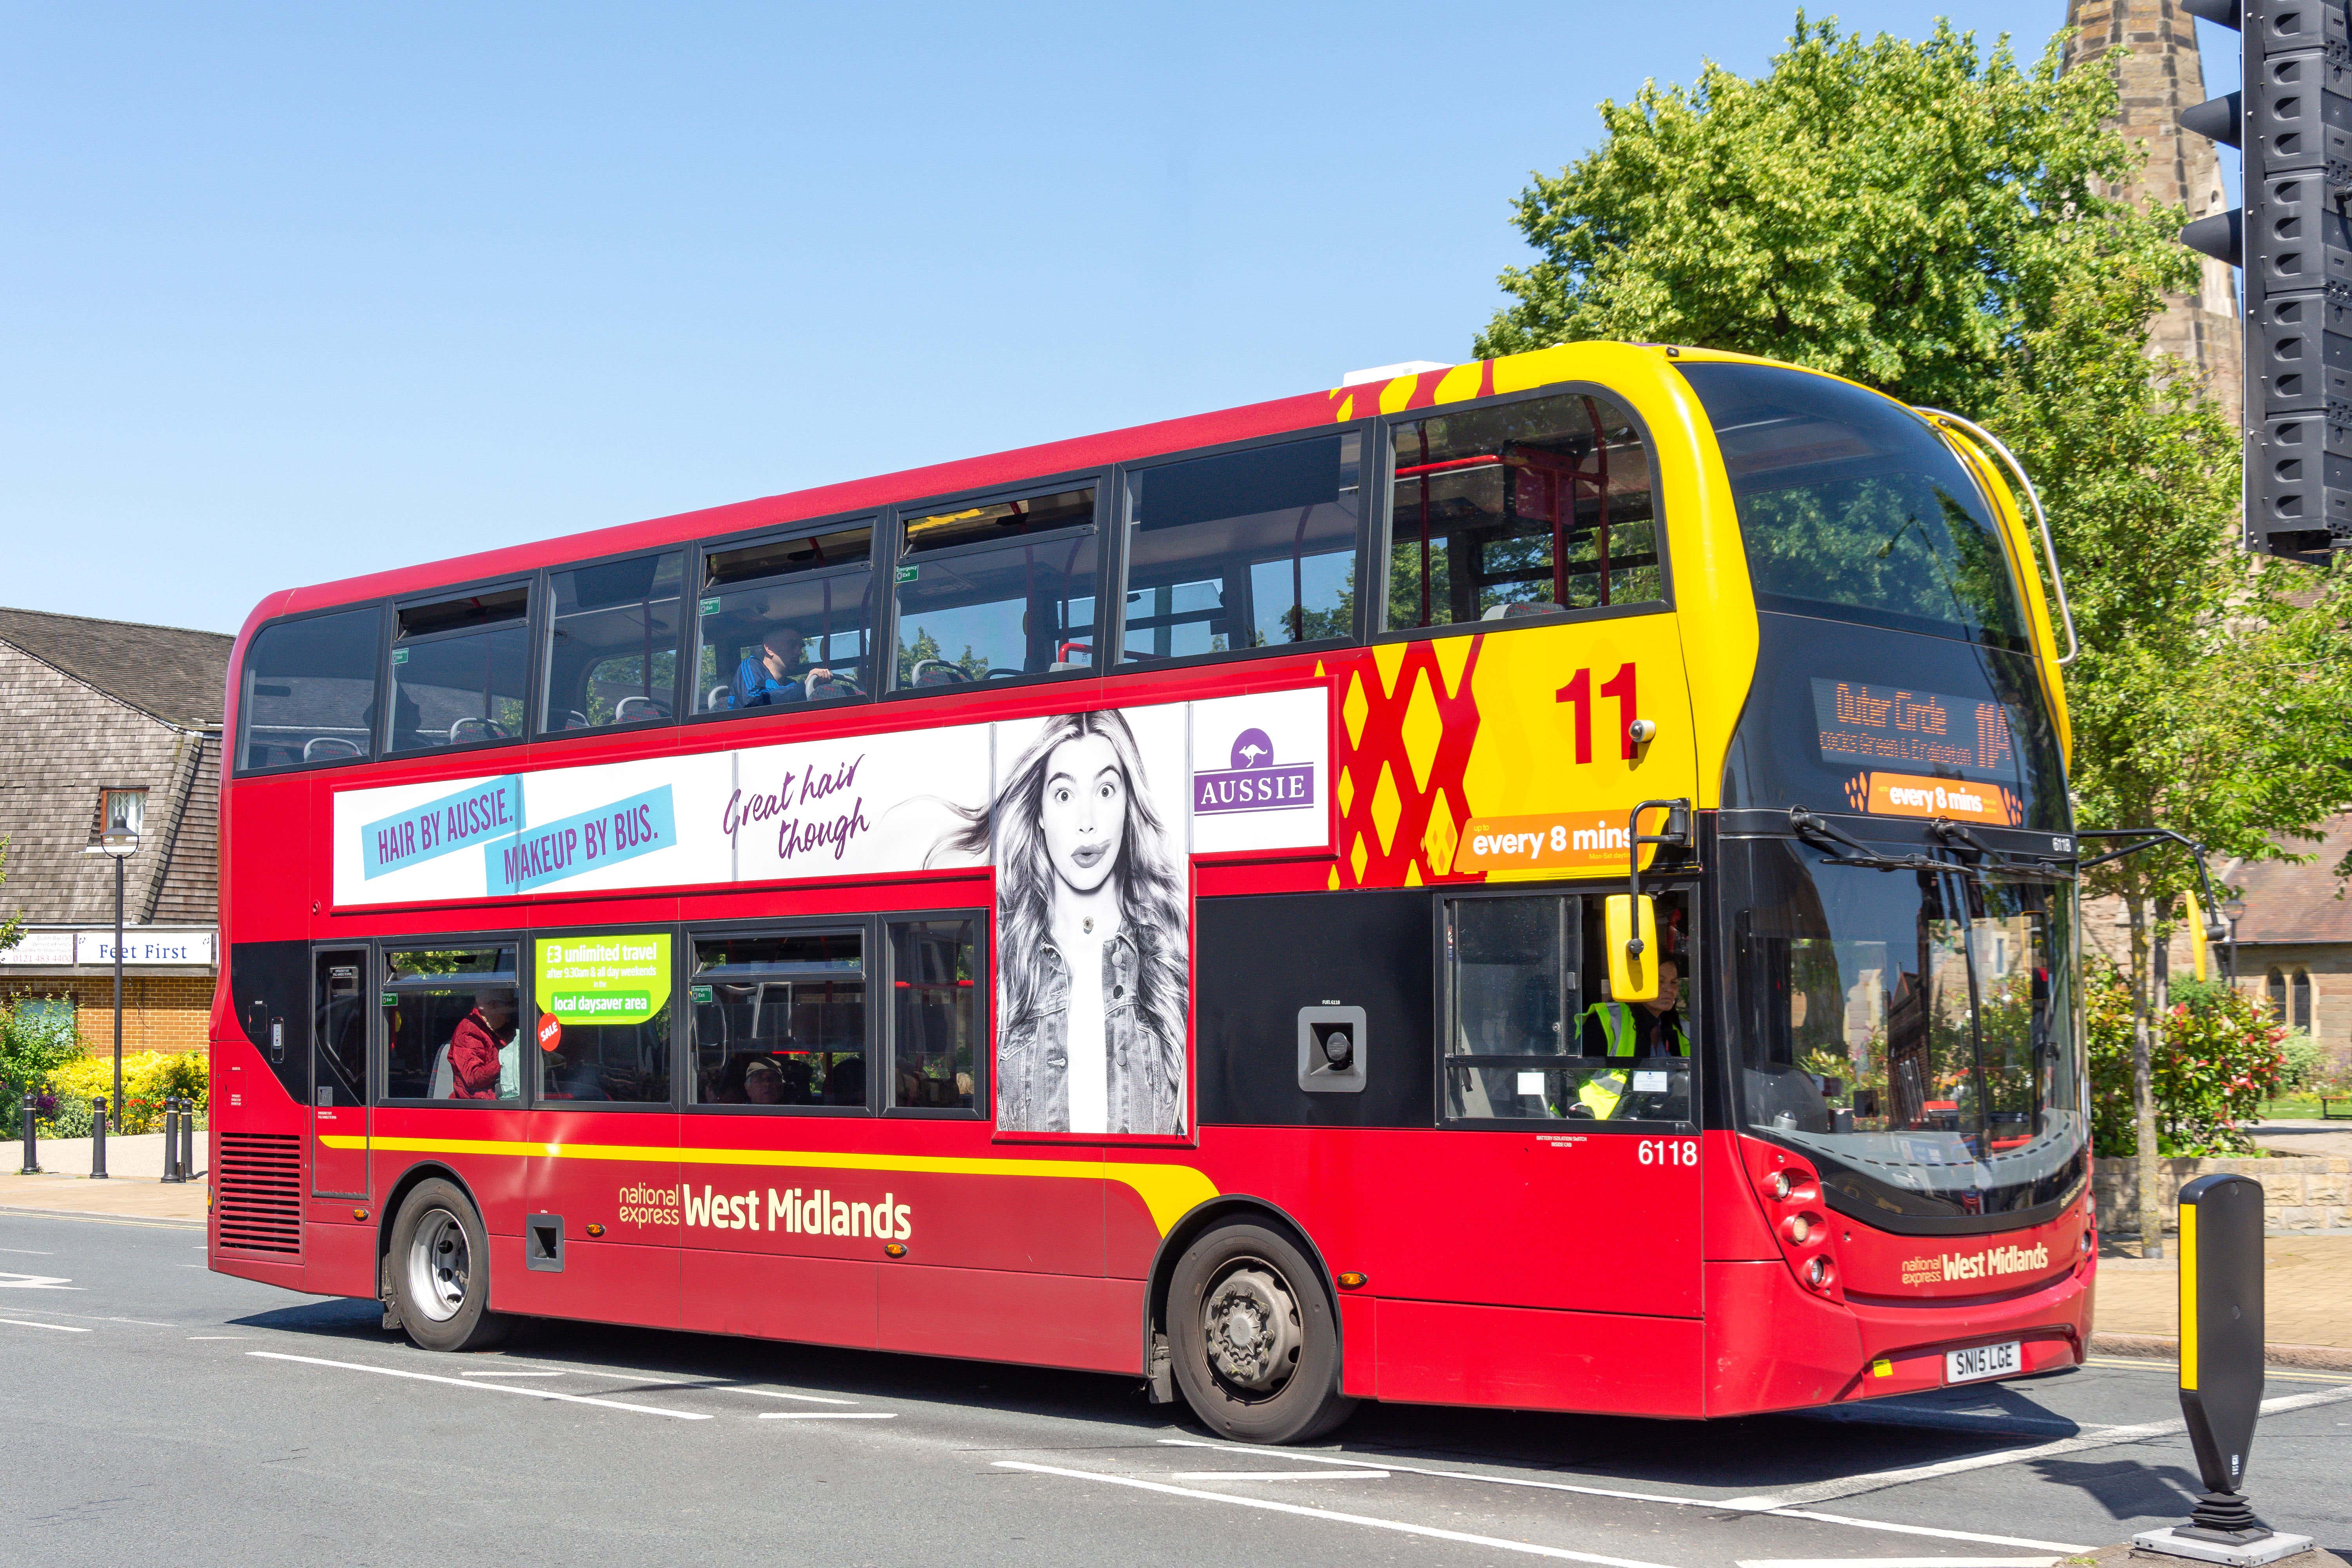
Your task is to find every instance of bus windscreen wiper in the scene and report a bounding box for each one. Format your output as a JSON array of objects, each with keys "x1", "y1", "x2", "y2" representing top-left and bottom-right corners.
[
  {"x1": 1929, "y1": 818, "x2": 2074, "y2": 882},
  {"x1": 1788, "y1": 809, "x2": 1979, "y2": 876}
]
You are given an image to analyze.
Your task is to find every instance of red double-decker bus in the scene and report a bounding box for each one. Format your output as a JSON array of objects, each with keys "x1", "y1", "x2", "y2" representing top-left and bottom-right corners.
[{"x1": 211, "y1": 342, "x2": 2093, "y2": 1442}]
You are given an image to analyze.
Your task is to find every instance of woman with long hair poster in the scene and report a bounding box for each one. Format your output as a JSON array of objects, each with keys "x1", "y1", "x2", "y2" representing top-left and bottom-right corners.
[{"x1": 931, "y1": 708, "x2": 1188, "y2": 1134}]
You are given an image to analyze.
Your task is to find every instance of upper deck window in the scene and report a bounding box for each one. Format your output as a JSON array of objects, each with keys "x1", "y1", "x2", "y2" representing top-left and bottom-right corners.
[
  {"x1": 694, "y1": 522, "x2": 875, "y2": 715},
  {"x1": 1122, "y1": 434, "x2": 1361, "y2": 660},
  {"x1": 895, "y1": 485, "x2": 1097, "y2": 686},
  {"x1": 389, "y1": 586, "x2": 531, "y2": 753},
  {"x1": 542, "y1": 552, "x2": 684, "y2": 735},
  {"x1": 1385, "y1": 392, "x2": 1661, "y2": 631},
  {"x1": 1677, "y1": 362, "x2": 2029, "y2": 650},
  {"x1": 238, "y1": 604, "x2": 383, "y2": 770}
]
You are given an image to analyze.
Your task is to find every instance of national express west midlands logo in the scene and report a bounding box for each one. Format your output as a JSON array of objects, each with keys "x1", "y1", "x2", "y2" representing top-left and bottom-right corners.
[
  {"x1": 1898, "y1": 1241, "x2": 2050, "y2": 1287},
  {"x1": 1194, "y1": 727, "x2": 1315, "y2": 815}
]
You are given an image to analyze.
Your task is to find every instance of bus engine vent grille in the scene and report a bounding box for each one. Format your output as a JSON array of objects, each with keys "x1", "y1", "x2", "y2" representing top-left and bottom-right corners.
[{"x1": 215, "y1": 1133, "x2": 303, "y2": 1255}]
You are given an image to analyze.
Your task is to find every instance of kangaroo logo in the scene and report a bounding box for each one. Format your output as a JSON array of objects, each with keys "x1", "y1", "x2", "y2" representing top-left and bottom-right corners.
[{"x1": 1230, "y1": 728, "x2": 1274, "y2": 769}]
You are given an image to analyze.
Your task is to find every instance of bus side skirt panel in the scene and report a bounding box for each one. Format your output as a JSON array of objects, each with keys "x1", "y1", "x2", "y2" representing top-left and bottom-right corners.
[{"x1": 1372, "y1": 1300, "x2": 1703, "y2": 1417}]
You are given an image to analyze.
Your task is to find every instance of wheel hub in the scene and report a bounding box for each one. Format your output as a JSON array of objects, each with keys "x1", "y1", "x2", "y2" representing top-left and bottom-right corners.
[
  {"x1": 1202, "y1": 1266, "x2": 1300, "y2": 1393},
  {"x1": 406, "y1": 1209, "x2": 470, "y2": 1323}
]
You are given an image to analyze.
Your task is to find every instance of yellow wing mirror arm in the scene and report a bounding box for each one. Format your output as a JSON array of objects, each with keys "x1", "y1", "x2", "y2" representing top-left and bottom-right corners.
[
  {"x1": 2078, "y1": 827, "x2": 2235, "y2": 983},
  {"x1": 1605, "y1": 799, "x2": 1692, "y2": 1004}
]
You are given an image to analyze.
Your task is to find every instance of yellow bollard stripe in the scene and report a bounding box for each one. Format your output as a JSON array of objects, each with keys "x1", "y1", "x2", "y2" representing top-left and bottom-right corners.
[
  {"x1": 2179, "y1": 1200, "x2": 2199, "y2": 1391},
  {"x1": 316, "y1": 1133, "x2": 1219, "y2": 1235}
]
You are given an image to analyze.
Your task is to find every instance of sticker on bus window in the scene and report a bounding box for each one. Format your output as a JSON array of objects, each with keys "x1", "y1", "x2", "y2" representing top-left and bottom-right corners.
[
  {"x1": 390, "y1": 648, "x2": 408, "y2": 665},
  {"x1": 895, "y1": 565, "x2": 918, "y2": 584},
  {"x1": 380, "y1": 991, "x2": 396, "y2": 1007},
  {"x1": 690, "y1": 984, "x2": 713, "y2": 1004},
  {"x1": 536, "y1": 933, "x2": 671, "y2": 1027},
  {"x1": 536, "y1": 1014, "x2": 562, "y2": 1052},
  {"x1": 699, "y1": 597, "x2": 719, "y2": 615}
]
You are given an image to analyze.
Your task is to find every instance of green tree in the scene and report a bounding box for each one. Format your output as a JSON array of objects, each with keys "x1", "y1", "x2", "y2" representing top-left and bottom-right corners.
[{"x1": 1477, "y1": 14, "x2": 2352, "y2": 1250}]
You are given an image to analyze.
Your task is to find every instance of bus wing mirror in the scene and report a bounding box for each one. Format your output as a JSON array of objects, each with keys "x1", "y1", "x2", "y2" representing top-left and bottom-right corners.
[{"x1": 1604, "y1": 894, "x2": 1659, "y2": 1002}]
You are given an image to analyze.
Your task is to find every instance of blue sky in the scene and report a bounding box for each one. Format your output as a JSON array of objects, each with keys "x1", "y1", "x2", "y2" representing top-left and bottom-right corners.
[{"x1": 1, "y1": 2, "x2": 2237, "y2": 634}]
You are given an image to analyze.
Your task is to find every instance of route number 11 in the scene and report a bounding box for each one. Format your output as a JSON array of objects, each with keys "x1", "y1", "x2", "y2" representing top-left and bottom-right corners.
[{"x1": 1556, "y1": 662, "x2": 1638, "y2": 764}]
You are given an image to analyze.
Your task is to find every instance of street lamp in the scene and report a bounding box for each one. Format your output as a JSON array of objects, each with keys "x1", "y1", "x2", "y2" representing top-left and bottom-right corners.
[
  {"x1": 96, "y1": 788, "x2": 144, "y2": 1141},
  {"x1": 2220, "y1": 898, "x2": 2248, "y2": 987}
]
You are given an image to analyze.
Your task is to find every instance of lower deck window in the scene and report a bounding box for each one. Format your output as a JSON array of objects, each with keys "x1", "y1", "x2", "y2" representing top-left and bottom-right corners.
[
  {"x1": 535, "y1": 933, "x2": 674, "y2": 1105},
  {"x1": 381, "y1": 945, "x2": 521, "y2": 1103},
  {"x1": 690, "y1": 930, "x2": 868, "y2": 1108},
  {"x1": 889, "y1": 917, "x2": 980, "y2": 1111},
  {"x1": 1443, "y1": 892, "x2": 1692, "y2": 1123}
]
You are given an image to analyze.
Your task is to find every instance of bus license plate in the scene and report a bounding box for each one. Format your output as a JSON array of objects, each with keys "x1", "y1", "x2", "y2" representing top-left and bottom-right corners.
[{"x1": 1945, "y1": 1340, "x2": 2021, "y2": 1384}]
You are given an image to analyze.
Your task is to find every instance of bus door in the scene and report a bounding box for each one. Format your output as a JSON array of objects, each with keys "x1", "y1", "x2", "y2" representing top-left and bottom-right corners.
[{"x1": 310, "y1": 947, "x2": 371, "y2": 1198}]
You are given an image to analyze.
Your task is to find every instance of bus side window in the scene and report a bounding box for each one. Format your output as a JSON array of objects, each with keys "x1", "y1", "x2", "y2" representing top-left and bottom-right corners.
[
  {"x1": 389, "y1": 586, "x2": 531, "y2": 753},
  {"x1": 894, "y1": 486, "x2": 1098, "y2": 686},
  {"x1": 542, "y1": 551, "x2": 685, "y2": 734},
  {"x1": 693, "y1": 522, "x2": 877, "y2": 715},
  {"x1": 688, "y1": 928, "x2": 868, "y2": 1111},
  {"x1": 1121, "y1": 433, "x2": 1361, "y2": 662},
  {"x1": 886, "y1": 916, "x2": 981, "y2": 1113},
  {"x1": 1385, "y1": 392, "x2": 1661, "y2": 631},
  {"x1": 237, "y1": 605, "x2": 383, "y2": 771}
]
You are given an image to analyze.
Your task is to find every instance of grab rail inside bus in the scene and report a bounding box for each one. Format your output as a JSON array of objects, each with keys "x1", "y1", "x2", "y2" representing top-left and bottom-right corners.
[{"x1": 1917, "y1": 407, "x2": 2079, "y2": 668}]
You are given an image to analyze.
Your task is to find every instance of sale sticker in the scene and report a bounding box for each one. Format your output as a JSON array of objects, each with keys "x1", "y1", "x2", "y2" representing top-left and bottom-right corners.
[{"x1": 536, "y1": 1014, "x2": 563, "y2": 1052}]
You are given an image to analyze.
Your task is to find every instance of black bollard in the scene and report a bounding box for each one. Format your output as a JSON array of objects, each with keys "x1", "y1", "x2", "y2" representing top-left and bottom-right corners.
[
  {"x1": 182, "y1": 1097, "x2": 197, "y2": 1181},
  {"x1": 18, "y1": 1099, "x2": 35, "y2": 1175},
  {"x1": 161, "y1": 1100, "x2": 181, "y2": 1183},
  {"x1": 91, "y1": 1098, "x2": 109, "y2": 1180}
]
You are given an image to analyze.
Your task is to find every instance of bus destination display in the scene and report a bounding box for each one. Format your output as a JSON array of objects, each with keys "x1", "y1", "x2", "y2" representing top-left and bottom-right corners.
[{"x1": 1811, "y1": 679, "x2": 2018, "y2": 783}]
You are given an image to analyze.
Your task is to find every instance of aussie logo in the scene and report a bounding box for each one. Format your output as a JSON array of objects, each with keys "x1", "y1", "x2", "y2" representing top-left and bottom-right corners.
[
  {"x1": 1899, "y1": 1241, "x2": 2050, "y2": 1286},
  {"x1": 1193, "y1": 727, "x2": 1315, "y2": 814}
]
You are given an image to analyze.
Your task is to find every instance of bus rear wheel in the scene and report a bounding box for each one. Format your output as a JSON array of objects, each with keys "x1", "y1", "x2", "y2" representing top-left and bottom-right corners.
[
  {"x1": 387, "y1": 1178, "x2": 510, "y2": 1354},
  {"x1": 1169, "y1": 1223, "x2": 1354, "y2": 1445}
]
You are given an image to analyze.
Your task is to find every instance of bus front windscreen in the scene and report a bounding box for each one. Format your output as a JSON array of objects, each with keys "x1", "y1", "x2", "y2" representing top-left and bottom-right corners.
[{"x1": 1724, "y1": 836, "x2": 2086, "y2": 1225}]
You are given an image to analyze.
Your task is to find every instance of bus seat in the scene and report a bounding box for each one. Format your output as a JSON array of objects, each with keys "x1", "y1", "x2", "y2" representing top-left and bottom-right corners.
[
  {"x1": 427, "y1": 1044, "x2": 455, "y2": 1099},
  {"x1": 708, "y1": 685, "x2": 731, "y2": 711}
]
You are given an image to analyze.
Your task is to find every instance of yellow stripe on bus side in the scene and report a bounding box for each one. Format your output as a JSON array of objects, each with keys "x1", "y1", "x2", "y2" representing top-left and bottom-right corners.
[
  {"x1": 2180, "y1": 1201, "x2": 2199, "y2": 1391},
  {"x1": 318, "y1": 1134, "x2": 1219, "y2": 1235}
]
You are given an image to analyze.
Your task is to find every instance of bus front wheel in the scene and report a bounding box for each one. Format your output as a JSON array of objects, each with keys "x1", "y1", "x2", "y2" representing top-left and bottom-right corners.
[
  {"x1": 1169, "y1": 1223, "x2": 1354, "y2": 1445},
  {"x1": 387, "y1": 1178, "x2": 511, "y2": 1354}
]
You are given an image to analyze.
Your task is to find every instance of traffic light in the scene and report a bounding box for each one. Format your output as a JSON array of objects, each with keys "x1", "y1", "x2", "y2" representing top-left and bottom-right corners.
[{"x1": 2181, "y1": 0, "x2": 2352, "y2": 562}]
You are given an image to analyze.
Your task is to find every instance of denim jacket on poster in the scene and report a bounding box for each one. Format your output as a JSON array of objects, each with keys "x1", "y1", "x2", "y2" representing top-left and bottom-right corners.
[{"x1": 997, "y1": 929, "x2": 1181, "y2": 1134}]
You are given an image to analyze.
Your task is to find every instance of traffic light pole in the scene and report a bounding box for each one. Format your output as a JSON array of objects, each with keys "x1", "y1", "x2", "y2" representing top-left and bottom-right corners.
[{"x1": 2180, "y1": 0, "x2": 2352, "y2": 561}]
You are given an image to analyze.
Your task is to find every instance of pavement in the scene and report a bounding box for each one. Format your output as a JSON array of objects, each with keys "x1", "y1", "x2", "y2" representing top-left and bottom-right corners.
[
  {"x1": 0, "y1": 1132, "x2": 209, "y2": 1223},
  {"x1": 4, "y1": 1209, "x2": 2349, "y2": 1568}
]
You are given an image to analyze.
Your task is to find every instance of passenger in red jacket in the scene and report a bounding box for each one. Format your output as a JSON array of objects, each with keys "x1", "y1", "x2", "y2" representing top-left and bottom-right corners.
[{"x1": 448, "y1": 992, "x2": 516, "y2": 1100}]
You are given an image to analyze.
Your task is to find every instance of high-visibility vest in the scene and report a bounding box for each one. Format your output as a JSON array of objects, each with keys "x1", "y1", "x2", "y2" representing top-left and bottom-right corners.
[
  {"x1": 1584, "y1": 1002, "x2": 1688, "y2": 1058},
  {"x1": 1577, "y1": 1068, "x2": 1629, "y2": 1120}
]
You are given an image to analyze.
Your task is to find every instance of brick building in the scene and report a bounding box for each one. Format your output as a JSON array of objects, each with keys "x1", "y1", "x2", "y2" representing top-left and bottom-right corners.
[{"x1": 0, "y1": 608, "x2": 230, "y2": 1056}]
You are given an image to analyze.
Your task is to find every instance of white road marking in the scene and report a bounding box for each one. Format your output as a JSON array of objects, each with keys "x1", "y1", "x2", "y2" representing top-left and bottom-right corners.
[
  {"x1": 186, "y1": 1336, "x2": 249, "y2": 1341},
  {"x1": 0, "y1": 1272, "x2": 78, "y2": 1290},
  {"x1": 0, "y1": 1317, "x2": 89, "y2": 1332},
  {"x1": 1737, "y1": 1560, "x2": 2058, "y2": 1568},
  {"x1": 1158, "y1": 1439, "x2": 2092, "y2": 1553},
  {"x1": 250, "y1": 1352, "x2": 711, "y2": 1420},
  {"x1": 757, "y1": 1411, "x2": 896, "y2": 1420},
  {"x1": 0, "y1": 1247, "x2": 56, "y2": 1254},
  {"x1": 1168, "y1": 1469, "x2": 1391, "y2": 1481},
  {"x1": 1724, "y1": 1385, "x2": 2352, "y2": 1509},
  {"x1": 720, "y1": 1385, "x2": 858, "y2": 1405},
  {"x1": 460, "y1": 1370, "x2": 564, "y2": 1377},
  {"x1": 999, "y1": 1462, "x2": 1677, "y2": 1566}
]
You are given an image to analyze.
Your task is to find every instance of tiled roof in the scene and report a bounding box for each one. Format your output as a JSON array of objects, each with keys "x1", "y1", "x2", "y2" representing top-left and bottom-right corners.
[
  {"x1": 2227, "y1": 815, "x2": 2352, "y2": 945},
  {"x1": 0, "y1": 607, "x2": 232, "y2": 727},
  {"x1": 0, "y1": 641, "x2": 218, "y2": 929}
]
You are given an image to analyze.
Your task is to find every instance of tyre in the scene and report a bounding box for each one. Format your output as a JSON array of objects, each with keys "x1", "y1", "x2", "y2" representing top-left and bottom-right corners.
[
  {"x1": 1168, "y1": 1221, "x2": 1355, "y2": 1444},
  {"x1": 387, "y1": 1178, "x2": 510, "y2": 1353}
]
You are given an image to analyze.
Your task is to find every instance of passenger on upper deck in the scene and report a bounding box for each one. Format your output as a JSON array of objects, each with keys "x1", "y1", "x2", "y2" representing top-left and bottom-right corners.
[
  {"x1": 730, "y1": 622, "x2": 845, "y2": 708},
  {"x1": 447, "y1": 991, "x2": 517, "y2": 1100}
]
